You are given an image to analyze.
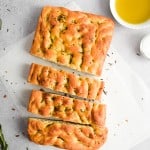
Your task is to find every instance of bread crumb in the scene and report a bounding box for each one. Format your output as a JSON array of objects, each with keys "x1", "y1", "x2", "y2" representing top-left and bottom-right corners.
[
  {"x1": 3, "y1": 94, "x2": 7, "y2": 98},
  {"x1": 11, "y1": 108, "x2": 15, "y2": 111}
]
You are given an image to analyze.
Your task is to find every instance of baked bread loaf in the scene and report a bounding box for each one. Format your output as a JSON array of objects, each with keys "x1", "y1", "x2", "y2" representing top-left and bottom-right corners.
[
  {"x1": 27, "y1": 63, "x2": 104, "y2": 100},
  {"x1": 30, "y1": 6, "x2": 114, "y2": 75},
  {"x1": 28, "y1": 90, "x2": 106, "y2": 126},
  {"x1": 28, "y1": 118, "x2": 107, "y2": 150}
]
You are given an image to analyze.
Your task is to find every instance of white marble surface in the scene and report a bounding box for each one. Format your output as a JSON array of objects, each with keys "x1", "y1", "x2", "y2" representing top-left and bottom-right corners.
[{"x1": 0, "y1": 0, "x2": 150, "y2": 149}]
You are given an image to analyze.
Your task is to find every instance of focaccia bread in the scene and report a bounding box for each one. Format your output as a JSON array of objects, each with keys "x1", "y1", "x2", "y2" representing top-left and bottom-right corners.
[
  {"x1": 27, "y1": 63, "x2": 104, "y2": 100},
  {"x1": 28, "y1": 90, "x2": 106, "y2": 126},
  {"x1": 28, "y1": 118, "x2": 107, "y2": 150},
  {"x1": 30, "y1": 6, "x2": 114, "y2": 75}
]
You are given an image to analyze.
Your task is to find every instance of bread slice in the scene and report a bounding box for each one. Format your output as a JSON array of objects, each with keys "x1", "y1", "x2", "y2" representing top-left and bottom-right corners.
[
  {"x1": 30, "y1": 6, "x2": 114, "y2": 75},
  {"x1": 28, "y1": 118, "x2": 107, "y2": 150},
  {"x1": 27, "y1": 63, "x2": 104, "y2": 100},
  {"x1": 28, "y1": 90, "x2": 106, "y2": 126}
]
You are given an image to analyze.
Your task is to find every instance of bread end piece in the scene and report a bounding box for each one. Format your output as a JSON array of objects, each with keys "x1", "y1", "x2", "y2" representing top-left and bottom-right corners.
[
  {"x1": 30, "y1": 6, "x2": 114, "y2": 76},
  {"x1": 28, "y1": 118, "x2": 108, "y2": 150}
]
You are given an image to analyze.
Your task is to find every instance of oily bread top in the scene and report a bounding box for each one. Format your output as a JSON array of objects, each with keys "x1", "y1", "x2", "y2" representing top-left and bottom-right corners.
[
  {"x1": 28, "y1": 90, "x2": 106, "y2": 126},
  {"x1": 27, "y1": 63, "x2": 104, "y2": 100},
  {"x1": 30, "y1": 6, "x2": 114, "y2": 75},
  {"x1": 28, "y1": 118, "x2": 107, "y2": 150}
]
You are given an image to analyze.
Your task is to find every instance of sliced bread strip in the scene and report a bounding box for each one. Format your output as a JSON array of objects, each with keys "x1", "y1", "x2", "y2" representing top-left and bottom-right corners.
[
  {"x1": 28, "y1": 118, "x2": 107, "y2": 150},
  {"x1": 27, "y1": 63, "x2": 104, "y2": 100},
  {"x1": 28, "y1": 90, "x2": 106, "y2": 126}
]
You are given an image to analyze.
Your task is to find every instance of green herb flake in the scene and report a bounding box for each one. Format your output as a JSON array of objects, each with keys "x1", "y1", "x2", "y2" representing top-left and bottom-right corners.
[
  {"x1": 103, "y1": 90, "x2": 107, "y2": 95},
  {"x1": 0, "y1": 124, "x2": 8, "y2": 150},
  {"x1": 57, "y1": 14, "x2": 66, "y2": 22},
  {"x1": 0, "y1": 18, "x2": 2, "y2": 30}
]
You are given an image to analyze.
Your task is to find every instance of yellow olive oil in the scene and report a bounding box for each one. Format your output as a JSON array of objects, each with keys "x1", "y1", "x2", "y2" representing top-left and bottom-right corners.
[{"x1": 116, "y1": 0, "x2": 150, "y2": 24}]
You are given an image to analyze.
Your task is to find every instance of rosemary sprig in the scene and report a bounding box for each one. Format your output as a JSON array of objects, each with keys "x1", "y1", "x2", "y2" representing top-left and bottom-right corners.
[{"x1": 0, "y1": 124, "x2": 8, "y2": 150}]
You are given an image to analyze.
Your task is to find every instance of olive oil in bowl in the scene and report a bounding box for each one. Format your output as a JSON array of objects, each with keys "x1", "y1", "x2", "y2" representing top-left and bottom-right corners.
[
  {"x1": 116, "y1": 0, "x2": 150, "y2": 24},
  {"x1": 110, "y1": 0, "x2": 150, "y2": 29}
]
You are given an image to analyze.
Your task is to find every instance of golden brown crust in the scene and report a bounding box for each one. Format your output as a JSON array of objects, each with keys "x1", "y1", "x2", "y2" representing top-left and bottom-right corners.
[
  {"x1": 28, "y1": 118, "x2": 107, "y2": 150},
  {"x1": 27, "y1": 63, "x2": 104, "y2": 100},
  {"x1": 28, "y1": 90, "x2": 106, "y2": 126},
  {"x1": 30, "y1": 6, "x2": 114, "y2": 75}
]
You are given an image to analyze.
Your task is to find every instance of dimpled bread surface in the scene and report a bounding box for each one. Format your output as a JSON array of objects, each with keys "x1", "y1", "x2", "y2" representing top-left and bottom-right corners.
[
  {"x1": 28, "y1": 90, "x2": 106, "y2": 126},
  {"x1": 28, "y1": 118, "x2": 108, "y2": 150},
  {"x1": 30, "y1": 6, "x2": 114, "y2": 75},
  {"x1": 27, "y1": 63, "x2": 104, "y2": 100},
  {"x1": 27, "y1": 5, "x2": 114, "y2": 150}
]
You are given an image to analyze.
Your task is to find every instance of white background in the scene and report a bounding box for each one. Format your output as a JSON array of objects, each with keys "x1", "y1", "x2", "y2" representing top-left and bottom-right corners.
[{"x1": 0, "y1": 0, "x2": 150, "y2": 149}]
